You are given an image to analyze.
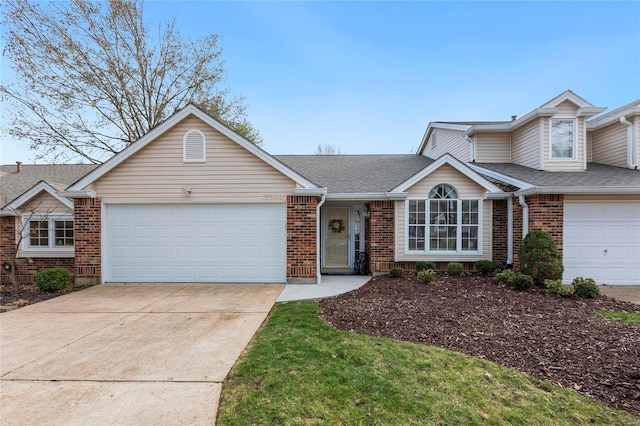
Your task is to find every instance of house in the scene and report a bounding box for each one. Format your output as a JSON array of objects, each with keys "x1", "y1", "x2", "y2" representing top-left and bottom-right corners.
[{"x1": 1, "y1": 90, "x2": 639, "y2": 286}]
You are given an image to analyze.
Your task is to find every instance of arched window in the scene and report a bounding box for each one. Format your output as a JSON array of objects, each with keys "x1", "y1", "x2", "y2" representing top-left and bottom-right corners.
[
  {"x1": 183, "y1": 129, "x2": 206, "y2": 162},
  {"x1": 407, "y1": 183, "x2": 479, "y2": 253}
]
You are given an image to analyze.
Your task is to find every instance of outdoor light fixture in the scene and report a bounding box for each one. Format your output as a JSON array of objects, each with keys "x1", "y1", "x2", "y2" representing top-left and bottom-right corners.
[{"x1": 182, "y1": 186, "x2": 192, "y2": 194}]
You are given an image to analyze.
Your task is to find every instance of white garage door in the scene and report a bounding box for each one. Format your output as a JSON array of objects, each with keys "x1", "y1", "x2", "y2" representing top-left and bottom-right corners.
[
  {"x1": 563, "y1": 202, "x2": 640, "y2": 285},
  {"x1": 105, "y1": 204, "x2": 287, "y2": 283}
]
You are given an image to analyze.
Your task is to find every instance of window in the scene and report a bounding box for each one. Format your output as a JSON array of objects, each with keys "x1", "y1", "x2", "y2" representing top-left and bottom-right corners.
[
  {"x1": 551, "y1": 118, "x2": 574, "y2": 159},
  {"x1": 24, "y1": 217, "x2": 73, "y2": 250},
  {"x1": 407, "y1": 184, "x2": 480, "y2": 253},
  {"x1": 183, "y1": 129, "x2": 206, "y2": 162}
]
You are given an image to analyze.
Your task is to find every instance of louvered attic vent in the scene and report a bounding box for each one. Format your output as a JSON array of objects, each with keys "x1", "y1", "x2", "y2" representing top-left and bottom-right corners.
[{"x1": 183, "y1": 129, "x2": 206, "y2": 162}]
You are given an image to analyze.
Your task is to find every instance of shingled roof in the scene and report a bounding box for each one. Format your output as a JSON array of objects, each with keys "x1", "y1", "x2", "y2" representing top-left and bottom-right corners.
[
  {"x1": 0, "y1": 164, "x2": 98, "y2": 208},
  {"x1": 473, "y1": 162, "x2": 640, "y2": 190},
  {"x1": 275, "y1": 155, "x2": 434, "y2": 193}
]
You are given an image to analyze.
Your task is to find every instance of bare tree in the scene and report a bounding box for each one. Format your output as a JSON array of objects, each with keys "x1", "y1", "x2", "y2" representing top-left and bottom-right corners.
[
  {"x1": 1, "y1": 0, "x2": 262, "y2": 164},
  {"x1": 0, "y1": 200, "x2": 58, "y2": 288},
  {"x1": 314, "y1": 143, "x2": 342, "y2": 155}
]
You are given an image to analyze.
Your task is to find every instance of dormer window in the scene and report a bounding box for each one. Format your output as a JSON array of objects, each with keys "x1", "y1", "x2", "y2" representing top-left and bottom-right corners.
[
  {"x1": 550, "y1": 118, "x2": 575, "y2": 159},
  {"x1": 183, "y1": 129, "x2": 206, "y2": 163}
]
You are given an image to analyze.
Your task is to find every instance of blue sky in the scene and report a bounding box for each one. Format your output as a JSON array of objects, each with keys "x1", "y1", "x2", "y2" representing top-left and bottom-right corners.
[{"x1": 2, "y1": 1, "x2": 639, "y2": 163}]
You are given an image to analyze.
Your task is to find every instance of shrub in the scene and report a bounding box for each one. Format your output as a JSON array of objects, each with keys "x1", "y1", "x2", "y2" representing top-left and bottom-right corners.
[
  {"x1": 416, "y1": 261, "x2": 436, "y2": 272},
  {"x1": 447, "y1": 262, "x2": 464, "y2": 276},
  {"x1": 545, "y1": 279, "x2": 573, "y2": 297},
  {"x1": 497, "y1": 269, "x2": 516, "y2": 286},
  {"x1": 518, "y1": 230, "x2": 564, "y2": 286},
  {"x1": 513, "y1": 274, "x2": 534, "y2": 291},
  {"x1": 35, "y1": 268, "x2": 71, "y2": 292},
  {"x1": 417, "y1": 269, "x2": 436, "y2": 284},
  {"x1": 475, "y1": 260, "x2": 499, "y2": 275},
  {"x1": 572, "y1": 277, "x2": 599, "y2": 298},
  {"x1": 389, "y1": 267, "x2": 404, "y2": 278}
]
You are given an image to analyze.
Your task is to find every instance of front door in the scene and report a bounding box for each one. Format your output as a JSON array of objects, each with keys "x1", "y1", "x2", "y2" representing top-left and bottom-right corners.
[{"x1": 324, "y1": 207, "x2": 350, "y2": 269}]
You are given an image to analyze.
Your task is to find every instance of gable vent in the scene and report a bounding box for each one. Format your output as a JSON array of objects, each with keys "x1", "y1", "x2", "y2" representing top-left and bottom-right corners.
[{"x1": 183, "y1": 129, "x2": 206, "y2": 163}]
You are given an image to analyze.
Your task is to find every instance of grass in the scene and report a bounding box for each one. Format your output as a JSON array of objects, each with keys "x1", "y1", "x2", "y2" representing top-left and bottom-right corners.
[
  {"x1": 596, "y1": 310, "x2": 640, "y2": 324},
  {"x1": 217, "y1": 302, "x2": 640, "y2": 425}
]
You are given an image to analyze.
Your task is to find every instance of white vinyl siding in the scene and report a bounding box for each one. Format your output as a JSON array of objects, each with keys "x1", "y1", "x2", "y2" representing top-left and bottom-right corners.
[
  {"x1": 475, "y1": 133, "x2": 511, "y2": 163},
  {"x1": 423, "y1": 129, "x2": 469, "y2": 161},
  {"x1": 511, "y1": 119, "x2": 541, "y2": 169},
  {"x1": 183, "y1": 129, "x2": 206, "y2": 163},
  {"x1": 94, "y1": 115, "x2": 296, "y2": 203},
  {"x1": 22, "y1": 192, "x2": 71, "y2": 215},
  {"x1": 591, "y1": 122, "x2": 628, "y2": 168},
  {"x1": 395, "y1": 164, "x2": 492, "y2": 261}
]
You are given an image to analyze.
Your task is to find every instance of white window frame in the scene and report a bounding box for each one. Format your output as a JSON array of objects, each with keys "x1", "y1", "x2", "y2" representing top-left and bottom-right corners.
[
  {"x1": 405, "y1": 190, "x2": 482, "y2": 255},
  {"x1": 183, "y1": 129, "x2": 207, "y2": 163},
  {"x1": 22, "y1": 215, "x2": 74, "y2": 252},
  {"x1": 550, "y1": 118, "x2": 576, "y2": 160}
]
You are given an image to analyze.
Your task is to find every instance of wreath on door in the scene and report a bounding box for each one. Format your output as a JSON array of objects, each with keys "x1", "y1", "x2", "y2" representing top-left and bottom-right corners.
[{"x1": 329, "y1": 218, "x2": 345, "y2": 233}]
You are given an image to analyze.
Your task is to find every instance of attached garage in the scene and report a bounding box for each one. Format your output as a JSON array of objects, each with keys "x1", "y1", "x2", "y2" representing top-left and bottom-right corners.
[
  {"x1": 104, "y1": 204, "x2": 287, "y2": 283},
  {"x1": 563, "y1": 201, "x2": 640, "y2": 285}
]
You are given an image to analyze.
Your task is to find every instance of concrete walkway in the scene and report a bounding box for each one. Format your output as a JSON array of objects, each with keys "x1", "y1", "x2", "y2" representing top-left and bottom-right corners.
[
  {"x1": 599, "y1": 285, "x2": 640, "y2": 305},
  {"x1": 0, "y1": 284, "x2": 283, "y2": 426},
  {"x1": 278, "y1": 275, "x2": 371, "y2": 302}
]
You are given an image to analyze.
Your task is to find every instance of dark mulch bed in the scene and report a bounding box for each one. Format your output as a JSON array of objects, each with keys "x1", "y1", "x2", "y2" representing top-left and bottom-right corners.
[
  {"x1": 318, "y1": 273, "x2": 640, "y2": 416},
  {"x1": 0, "y1": 282, "x2": 91, "y2": 311}
]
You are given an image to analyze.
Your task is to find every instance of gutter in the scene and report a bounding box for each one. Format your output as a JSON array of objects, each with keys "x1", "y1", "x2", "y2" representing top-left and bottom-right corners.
[
  {"x1": 518, "y1": 195, "x2": 529, "y2": 239},
  {"x1": 514, "y1": 186, "x2": 640, "y2": 196},
  {"x1": 316, "y1": 191, "x2": 327, "y2": 284},
  {"x1": 57, "y1": 190, "x2": 97, "y2": 198},
  {"x1": 620, "y1": 116, "x2": 638, "y2": 170},
  {"x1": 326, "y1": 192, "x2": 408, "y2": 200}
]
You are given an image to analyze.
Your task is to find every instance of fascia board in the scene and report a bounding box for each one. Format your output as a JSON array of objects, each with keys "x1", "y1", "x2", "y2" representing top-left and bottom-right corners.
[
  {"x1": 576, "y1": 107, "x2": 607, "y2": 118},
  {"x1": 392, "y1": 154, "x2": 503, "y2": 193},
  {"x1": 57, "y1": 190, "x2": 97, "y2": 198},
  {"x1": 294, "y1": 187, "x2": 327, "y2": 196},
  {"x1": 465, "y1": 109, "x2": 557, "y2": 136},
  {"x1": 540, "y1": 90, "x2": 596, "y2": 109},
  {"x1": 515, "y1": 186, "x2": 640, "y2": 196},
  {"x1": 69, "y1": 105, "x2": 319, "y2": 191},
  {"x1": 467, "y1": 164, "x2": 534, "y2": 190},
  {"x1": 326, "y1": 193, "x2": 390, "y2": 200},
  {"x1": 4, "y1": 181, "x2": 73, "y2": 212},
  {"x1": 587, "y1": 105, "x2": 640, "y2": 130}
]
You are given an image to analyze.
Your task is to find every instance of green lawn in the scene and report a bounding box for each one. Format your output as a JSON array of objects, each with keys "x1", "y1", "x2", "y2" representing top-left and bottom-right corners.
[
  {"x1": 596, "y1": 310, "x2": 640, "y2": 324},
  {"x1": 217, "y1": 302, "x2": 639, "y2": 425}
]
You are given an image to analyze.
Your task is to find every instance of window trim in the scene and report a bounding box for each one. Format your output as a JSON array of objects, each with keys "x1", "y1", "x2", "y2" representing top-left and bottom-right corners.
[
  {"x1": 405, "y1": 194, "x2": 482, "y2": 255},
  {"x1": 549, "y1": 117, "x2": 577, "y2": 161},
  {"x1": 21, "y1": 215, "x2": 74, "y2": 252}
]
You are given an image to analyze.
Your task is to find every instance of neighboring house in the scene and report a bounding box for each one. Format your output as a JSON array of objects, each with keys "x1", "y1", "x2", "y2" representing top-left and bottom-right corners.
[{"x1": 1, "y1": 90, "x2": 638, "y2": 286}]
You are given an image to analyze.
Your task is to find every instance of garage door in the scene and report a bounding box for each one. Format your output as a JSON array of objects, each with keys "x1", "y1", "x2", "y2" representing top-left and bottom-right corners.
[
  {"x1": 105, "y1": 204, "x2": 287, "y2": 283},
  {"x1": 563, "y1": 202, "x2": 640, "y2": 285}
]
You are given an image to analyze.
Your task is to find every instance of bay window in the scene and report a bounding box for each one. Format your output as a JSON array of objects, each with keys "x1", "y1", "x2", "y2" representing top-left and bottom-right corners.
[{"x1": 407, "y1": 184, "x2": 480, "y2": 253}]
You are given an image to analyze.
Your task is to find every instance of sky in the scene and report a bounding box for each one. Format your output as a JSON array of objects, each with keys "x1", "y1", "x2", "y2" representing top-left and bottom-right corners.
[{"x1": 1, "y1": 1, "x2": 639, "y2": 164}]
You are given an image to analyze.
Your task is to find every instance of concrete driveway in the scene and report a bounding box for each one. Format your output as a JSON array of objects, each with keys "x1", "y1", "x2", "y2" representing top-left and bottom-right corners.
[{"x1": 0, "y1": 283, "x2": 283, "y2": 425}]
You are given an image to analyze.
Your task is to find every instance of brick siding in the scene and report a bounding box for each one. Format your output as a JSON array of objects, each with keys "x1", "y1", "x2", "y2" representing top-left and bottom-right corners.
[
  {"x1": 287, "y1": 196, "x2": 317, "y2": 281},
  {"x1": 492, "y1": 199, "x2": 508, "y2": 265},
  {"x1": 74, "y1": 198, "x2": 102, "y2": 285},
  {"x1": 1, "y1": 216, "x2": 74, "y2": 284},
  {"x1": 368, "y1": 201, "x2": 395, "y2": 273}
]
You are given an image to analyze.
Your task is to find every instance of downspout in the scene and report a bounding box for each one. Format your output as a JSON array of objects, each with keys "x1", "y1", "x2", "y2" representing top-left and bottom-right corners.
[
  {"x1": 316, "y1": 192, "x2": 327, "y2": 284},
  {"x1": 518, "y1": 195, "x2": 529, "y2": 239},
  {"x1": 465, "y1": 134, "x2": 475, "y2": 162},
  {"x1": 620, "y1": 116, "x2": 637, "y2": 170},
  {"x1": 507, "y1": 196, "x2": 513, "y2": 265}
]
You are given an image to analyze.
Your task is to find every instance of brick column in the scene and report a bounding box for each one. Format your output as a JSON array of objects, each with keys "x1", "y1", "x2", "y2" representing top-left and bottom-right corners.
[
  {"x1": 492, "y1": 199, "x2": 508, "y2": 265},
  {"x1": 74, "y1": 198, "x2": 101, "y2": 285},
  {"x1": 287, "y1": 196, "x2": 317, "y2": 283},
  {"x1": 368, "y1": 200, "x2": 395, "y2": 274},
  {"x1": 527, "y1": 194, "x2": 564, "y2": 252}
]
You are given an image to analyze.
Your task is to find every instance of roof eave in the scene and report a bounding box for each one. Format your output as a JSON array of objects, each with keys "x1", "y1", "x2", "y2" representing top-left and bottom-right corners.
[
  {"x1": 466, "y1": 108, "x2": 557, "y2": 136},
  {"x1": 325, "y1": 192, "x2": 408, "y2": 200},
  {"x1": 515, "y1": 186, "x2": 640, "y2": 196}
]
